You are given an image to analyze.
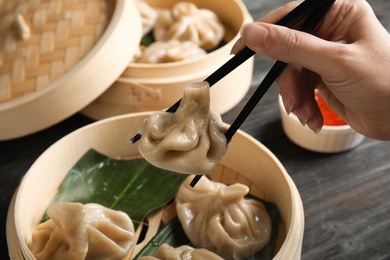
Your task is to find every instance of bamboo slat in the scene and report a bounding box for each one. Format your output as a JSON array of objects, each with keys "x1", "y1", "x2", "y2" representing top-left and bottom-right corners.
[{"x1": 0, "y1": 0, "x2": 114, "y2": 103}]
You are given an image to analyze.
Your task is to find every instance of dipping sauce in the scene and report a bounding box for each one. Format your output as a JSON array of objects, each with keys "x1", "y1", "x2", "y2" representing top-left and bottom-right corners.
[{"x1": 315, "y1": 92, "x2": 347, "y2": 126}]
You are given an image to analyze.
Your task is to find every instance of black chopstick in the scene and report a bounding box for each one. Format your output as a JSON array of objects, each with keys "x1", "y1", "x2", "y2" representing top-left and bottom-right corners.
[
  {"x1": 225, "y1": 0, "x2": 336, "y2": 144},
  {"x1": 189, "y1": 0, "x2": 336, "y2": 187},
  {"x1": 130, "y1": 0, "x2": 333, "y2": 144}
]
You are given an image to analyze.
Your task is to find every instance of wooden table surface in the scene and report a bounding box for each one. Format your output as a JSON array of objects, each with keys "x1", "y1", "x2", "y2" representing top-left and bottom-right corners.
[{"x1": 1, "y1": 0, "x2": 389, "y2": 259}]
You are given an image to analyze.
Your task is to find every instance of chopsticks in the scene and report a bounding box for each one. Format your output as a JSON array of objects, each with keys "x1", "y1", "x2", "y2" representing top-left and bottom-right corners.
[
  {"x1": 224, "y1": 0, "x2": 336, "y2": 144},
  {"x1": 189, "y1": 0, "x2": 336, "y2": 187},
  {"x1": 130, "y1": 0, "x2": 335, "y2": 186}
]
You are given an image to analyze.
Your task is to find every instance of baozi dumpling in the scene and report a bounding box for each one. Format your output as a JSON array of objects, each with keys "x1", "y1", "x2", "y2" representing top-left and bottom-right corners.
[
  {"x1": 138, "y1": 243, "x2": 223, "y2": 260},
  {"x1": 136, "y1": 0, "x2": 158, "y2": 36},
  {"x1": 137, "y1": 81, "x2": 227, "y2": 175},
  {"x1": 153, "y1": 2, "x2": 225, "y2": 51},
  {"x1": 28, "y1": 202, "x2": 136, "y2": 260},
  {"x1": 135, "y1": 40, "x2": 206, "y2": 63},
  {"x1": 132, "y1": 45, "x2": 144, "y2": 63},
  {"x1": 176, "y1": 177, "x2": 272, "y2": 260}
]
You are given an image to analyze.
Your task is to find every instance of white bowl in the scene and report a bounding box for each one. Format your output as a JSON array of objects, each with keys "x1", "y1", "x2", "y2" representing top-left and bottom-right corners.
[{"x1": 279, "y1": 95, "x2": 365, "y2": 153}]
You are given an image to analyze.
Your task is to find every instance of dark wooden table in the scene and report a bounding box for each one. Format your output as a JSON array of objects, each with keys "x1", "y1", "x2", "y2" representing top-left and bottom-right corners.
[{"x1": 1, "y1": 0, "x2": 389, "y2": 259}]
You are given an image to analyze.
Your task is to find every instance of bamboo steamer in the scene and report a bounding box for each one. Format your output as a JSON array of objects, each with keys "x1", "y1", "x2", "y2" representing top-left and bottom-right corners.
[
  {"x1": 0, "y1": 0, "x2": 141, "y2": 140},
  {"x1": 81, "y1": 0, "x2": 254, "y2": 120},
  {"x1": 6, "y1": 112, "x2": 304, "y2": 259}
]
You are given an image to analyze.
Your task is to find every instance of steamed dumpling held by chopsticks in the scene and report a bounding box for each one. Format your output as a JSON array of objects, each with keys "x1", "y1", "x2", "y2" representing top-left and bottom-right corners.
[{"x1": 137, "y1": 82, "x2": 227, "y2": 175}]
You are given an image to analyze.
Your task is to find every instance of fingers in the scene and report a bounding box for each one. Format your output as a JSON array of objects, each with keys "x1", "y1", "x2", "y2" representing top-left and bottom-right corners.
[
  {"x1": 230, "y1": 0, "x2": 390, "y2": 137},
  {"x1": 238, "y1": 22, "x2": 337, "y2": 76},
  {"x1": 277, "y1": 65, "x2": 302, "y2": 114},
  {"x1": 277, "y1": 66, "x2": 323, "y2": 133},
  {"x1": 233, "y1": 0, "x2": 374, "y2": 74}
]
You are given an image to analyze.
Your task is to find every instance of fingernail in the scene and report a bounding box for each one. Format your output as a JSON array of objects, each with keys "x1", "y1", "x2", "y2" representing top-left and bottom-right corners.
[
  {"x1": 282, "y1": 94, "x2": 294, "y2": 114},
  {"x1": 299, "y1": 118, "x2": 308, "y2": 126},
  {"x1": 230, "y1": 23, "x2": 250, "y2": 54},
  {"x1": 239, "y1": 23, "x2": 250, "y2": 36},
  {"x1": 230, "y1": 38, "x2": 242, "y2": 55},
  {"x1": 296, "y1": 108, "x2": 309, "y2": 126},
  {"x1": 307, "y1": 116, "x2": 323, "y2": 134},
  {"x1": 243, "y1": 23, "x2": 269, "y2": 48}
]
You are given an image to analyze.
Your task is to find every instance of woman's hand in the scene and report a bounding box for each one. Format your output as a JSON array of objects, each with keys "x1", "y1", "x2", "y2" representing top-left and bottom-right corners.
[{"x1": 231, "y1": 0, "x2": 390, "y2": 140}]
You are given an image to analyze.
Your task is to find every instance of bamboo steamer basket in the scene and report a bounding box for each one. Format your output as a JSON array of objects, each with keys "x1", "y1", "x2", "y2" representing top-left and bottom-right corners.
[
  {"x1": 0, "y1": 0, "x2": 142, "y2": 140},
  {"x1": 7, "y1": 112, "x2": 304, "y2": 259},
  {"x1": 81, "y1": 0, "x2": 254, "y2": 120}
]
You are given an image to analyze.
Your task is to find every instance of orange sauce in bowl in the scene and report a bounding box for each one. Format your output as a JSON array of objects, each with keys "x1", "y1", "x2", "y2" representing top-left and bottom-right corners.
[{"x1": 315, "y1": 93, "x2": 347, "y2": 126}]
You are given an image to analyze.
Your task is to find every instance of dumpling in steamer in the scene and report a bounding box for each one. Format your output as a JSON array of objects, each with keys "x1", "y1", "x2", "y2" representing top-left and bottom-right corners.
[
  {"x1": 153, "y1": 2, "x2": 225, "y2": 51},
  {"x1": 135, "y1": 40, "x2": 207, "y2": 63},
  {"x1": 175, "y1": 176, "x2": 272, "y2": 260},
  {"x1": 136, "y1": 0, "x2": 158, "y2": 36},
  {"x1": 28, "y1": 202, "x2": 136, "y2": 260},
  {"x1": 137, "y1": 81, "x2": 227, "y2": 175},
  {"x1": 138, "y1": 243, "x2": 223, "y2": 260}
]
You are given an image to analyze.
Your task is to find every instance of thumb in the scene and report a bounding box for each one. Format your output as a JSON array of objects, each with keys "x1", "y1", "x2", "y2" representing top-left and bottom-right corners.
[{"x1": 238, "y1": 22, "x2": 335, "y2": 74}]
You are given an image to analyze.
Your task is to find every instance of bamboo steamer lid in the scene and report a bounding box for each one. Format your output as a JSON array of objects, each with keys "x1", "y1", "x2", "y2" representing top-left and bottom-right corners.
[{"x1": 0, "y1": 0, "x2": 142, "y2": 140}]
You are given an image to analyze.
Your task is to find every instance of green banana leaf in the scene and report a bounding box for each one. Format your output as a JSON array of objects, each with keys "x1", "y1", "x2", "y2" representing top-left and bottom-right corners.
[
  {"x1": 44, "y1": 148, "x2": 280, "y2": 259},
  {"x1": 141, "y1": 32, "x2": 155, "y2": 47},
  {"x1": 134, "y1": 196, "x2": 280, "y2": 260},
  {"x1": 43, "y1": 149, "x2": 188, "y2": 229}
]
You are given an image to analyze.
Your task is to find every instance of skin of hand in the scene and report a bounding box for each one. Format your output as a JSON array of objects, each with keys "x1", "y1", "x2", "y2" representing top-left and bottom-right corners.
[{"x1": 231, "y1": 0, "x2": 390, "y2": 140}]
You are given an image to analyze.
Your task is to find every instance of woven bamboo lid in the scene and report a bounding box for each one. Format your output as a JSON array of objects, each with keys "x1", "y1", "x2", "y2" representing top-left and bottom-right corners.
[{"x1": 0, "y1": 0, "x2": 142, "y2": 140}]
